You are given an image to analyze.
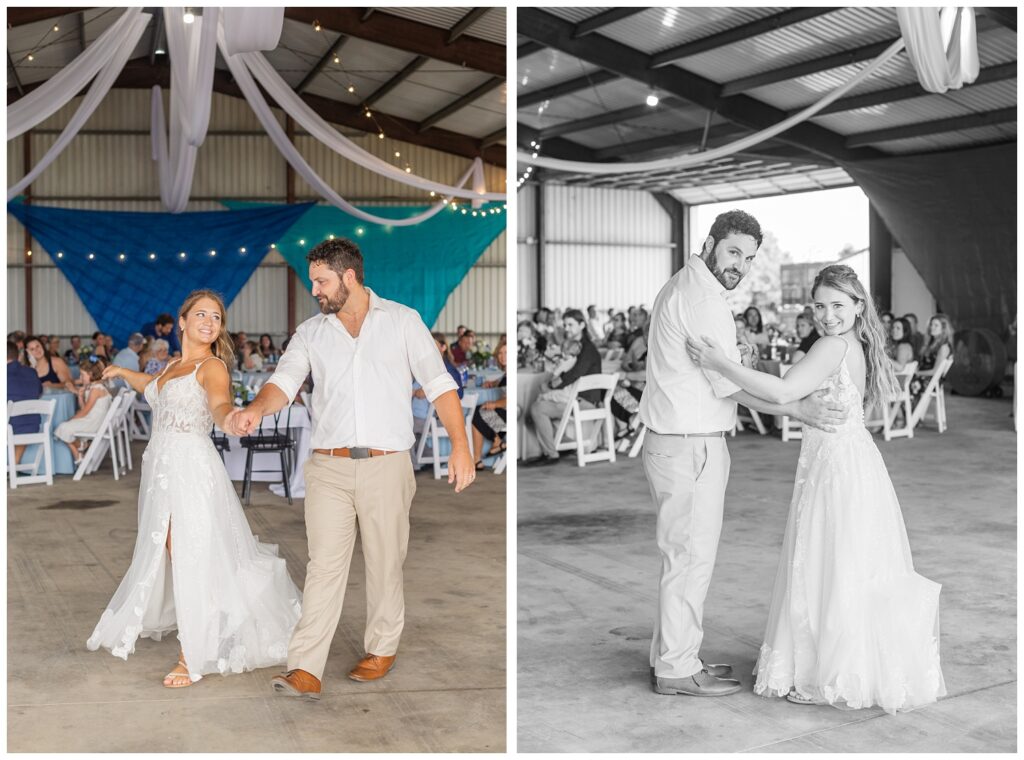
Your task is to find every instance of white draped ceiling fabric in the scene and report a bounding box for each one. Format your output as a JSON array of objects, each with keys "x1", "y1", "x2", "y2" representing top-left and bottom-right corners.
[
  {"x1": 517, "y1": 7, "x2": 980, "y2": 176},
  {"x1": 897, "y1": 7, "x2": 979, "y2": 93},
  {"x1": 7, "y1": 9, "x2": 151, "y2": 200},
  {"x1": 8, "y1": 7, "x2": 504, "y2": 219}
]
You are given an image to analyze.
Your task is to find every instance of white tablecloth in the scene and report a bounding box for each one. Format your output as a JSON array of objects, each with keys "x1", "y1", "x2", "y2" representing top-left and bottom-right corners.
[
  {"x1": 518, "y1": 371, "x2": 552, "y2": 460},
  {"x1": 217, "y1": 404, "x2": 312, "y2": 500}
]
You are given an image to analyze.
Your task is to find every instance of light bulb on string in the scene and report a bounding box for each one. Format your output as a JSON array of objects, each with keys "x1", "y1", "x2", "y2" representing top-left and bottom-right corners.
[
  {"x1": 347, "y1": 85, "x2": 355, "y2": 94},
  {"x1": 88, "y1": 253, "x2": 95, "y2": 260},
  {"x1": 183, "y1": 9, "x2": 195, "y2": 24},
  {"x1": 378, "y1": 132, "x2": 385, "y2": 139},
  {"x1": 25, "y1": 249, "x2": 32, "y2": 257},
  {"x1": 270, "y1": 243, "x2": 276, "y2": 249},
  {"x1": 27, "y1": 53, "x2": 34, "y2": 62},
  {"x1": 394, "y1": 151, "x2": 400, "y2": 158},
  {"x1": 53, "y1": 25, "x2": 59, "y2": 32},
  {"x1": 118, "y1": 253, "x2": 126, "y2": 262},
  {"x1": 209, "y1": 249, "x2": 216, "y2": 257},
  {"x1": 328, "y1": 234, "x2": 335, "y2": 240},
  {"x1": 239, "y1": 247, "x2": 246, "y2": 253},
  {"x1": 179, "y1": 252, "x2": 187, "y2": 259},
  {"x1": 298, "y1": 239, "x2": 306, "y2": 246},
  {"x1": 646, "y1": 93, "x2": 659, "y2": 107},
  {"x1": 312, "y1": 19, "x2": 321, "y2": 32},
  {"x1": 334, "y1": 55, "x2": 340, "y2": 64},
  {"x1": 149, "y1": 252, "x2": 157, "y2": 260}
]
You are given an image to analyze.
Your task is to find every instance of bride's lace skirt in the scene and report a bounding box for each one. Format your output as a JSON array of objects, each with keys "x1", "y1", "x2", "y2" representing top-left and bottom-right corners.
[
  {"x1": 87, "y1": 431, "x2": 302, "y2": 681},
  {"x1": 753, "y1": 426, "x2": 946, "y2": 714}
]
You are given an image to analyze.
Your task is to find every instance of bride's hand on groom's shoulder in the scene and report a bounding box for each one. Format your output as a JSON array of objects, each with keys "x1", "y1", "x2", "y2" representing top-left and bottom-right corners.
[
  {"x1": 795, "y1": 390, "x2": 844, "y2": 432},
  {"x1": 685, "y1": 335, "x2": 726, "y2": 370}
]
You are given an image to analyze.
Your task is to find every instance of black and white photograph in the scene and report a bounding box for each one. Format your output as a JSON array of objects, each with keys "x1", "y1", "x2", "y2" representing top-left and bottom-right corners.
[
  {"x1": 516, "y1": 6, "x2": 1015, "y2": 753},
  {"x1": 6, "y1": 6, "x2": 507, "y2": 752}
]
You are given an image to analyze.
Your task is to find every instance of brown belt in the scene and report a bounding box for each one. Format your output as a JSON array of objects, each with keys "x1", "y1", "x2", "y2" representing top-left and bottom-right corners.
[{"x1": 314, "y1": 447, "x2": 400, "y2": 459}]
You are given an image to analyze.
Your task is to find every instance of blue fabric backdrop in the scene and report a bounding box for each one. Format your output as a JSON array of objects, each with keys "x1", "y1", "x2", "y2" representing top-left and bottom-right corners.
[
  {"x1": 221, "y1": 200, "x2": 506, "y2": 327},
  {"x1": 7, "y1": 201, "x2": 313, "y2": 344}
]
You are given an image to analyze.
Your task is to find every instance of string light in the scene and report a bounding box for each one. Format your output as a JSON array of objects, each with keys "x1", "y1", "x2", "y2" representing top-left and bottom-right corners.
[
  {"x1": 270, "y1": 243, "x2": 276, "y2": 248},
  {"x1": 394, "y1": 151, "x2": 400, "y2": 158},
  {"x1": 313, "y1": 19, "x2": 322, "y2": 32},
  {"x1": 56, "y1": 252, "x2": 63, "y2": 259},
  {"x1": 298, "y1": 239, "x2": 306, "y2": 246},
  {"x1": 355, "y1": 227, "x2": 365, "y2": 236},
  {"x1": 118, "y1": 253, "x2": 126, "y2": 262},
  {"x1": 179, "y1": 252, "x2": 187, "y2": 259},
  {"x1": 27, "y1": 53, "x2": 34, "y2": 62},
  {"x1": 88, "y1": 253, "x2": 95, "y2": 260},
  {"x1": 328, "y1": 234, "x2": 335, "y2": 240},
  {"x1": 183, "y1": 9, "x2": 195, "y2": 24},
  {"x1": 430, "y1": 191, "x2": 436, "y2": 197},
  {"x1": 150, "y1": 253, "x2": 158, "y2": 260},
  {"x1": 25, "y1": 249, "x2": 32, "y2": 257},
  {"x1": 378, "y1": 132, "x2": 385, "y2": 139},
  {"x1": 239, "y1": 246, "x2": 246, "y2": 253},
  {"x1": 347, "y1": 85, "x2": 355, "y2": 94},
  {"x1": 53, "y1": 25, "x2": 59, "y2": 32},
  {"x1": 646, "y1": 92, "x2": 659, "y2": 107},
  {"x1": 461, "y1": 209, "x2": 467, "y2": 215},
  {"x1": 209, "y1": 249, "x2": 216, "y2": 256},
  {"x1": 333, "y1": 55, "x2": 340, "y2": 64}
]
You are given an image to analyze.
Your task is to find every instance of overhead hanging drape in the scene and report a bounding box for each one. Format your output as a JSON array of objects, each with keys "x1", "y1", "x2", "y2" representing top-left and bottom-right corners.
[
  {"x1": 221, "y1": 200, "x2": 506, "y2": 327},
  {"x1": 7, "y1": 11, "x2": 151, "y2": 200},
  {"x1": 7, "y1": 8, "x2": 145, "y2": 140},
  {"x1": 897, "y1": 7, "x2": 979, "y2": 93},
  {"x1": 220, "y1": 6, "x2": 284, "y2": 55},
  {"x1": 517, "y1": 37, "x2": 906, "y2": 175},
  {"x1": 843, "y1": 142, "x2": 1015, "y2": 333},
  {"x1": 7, "y1": 201, "x2": 314, "y2": 344},
  {"x1": 151, "y1": 7, "x2": 219, "y2": 212}
]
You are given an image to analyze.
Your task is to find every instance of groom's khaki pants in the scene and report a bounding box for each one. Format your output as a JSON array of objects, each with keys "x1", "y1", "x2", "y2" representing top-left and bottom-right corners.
[
  {"x1": 643, "y1": 431, "x2": 731, "y2": 680},
  {"x1": 287, "y1": 451, "x2": 417, "y2": 681}
]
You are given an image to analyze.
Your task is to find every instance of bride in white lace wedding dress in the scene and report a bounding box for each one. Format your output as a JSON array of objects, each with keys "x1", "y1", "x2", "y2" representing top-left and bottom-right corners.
[
  {"x1": 87, "y1": 291, "x2": 301, "y2": 687},
  {"x1": 688, "y1": 265, "x2": 945, "y2": 714}
]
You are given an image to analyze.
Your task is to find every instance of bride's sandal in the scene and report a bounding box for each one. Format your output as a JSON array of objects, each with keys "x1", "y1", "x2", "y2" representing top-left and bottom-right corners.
[
  {"x1": 786, "y1": 689, "x2": 825, "y2": 705},
  {"x1": 163, "y1": 659, "x2": 193, "y2": 689}
]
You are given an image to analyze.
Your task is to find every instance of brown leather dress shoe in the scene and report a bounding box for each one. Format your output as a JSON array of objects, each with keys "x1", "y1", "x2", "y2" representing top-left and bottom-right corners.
[
  {"x1": 271, "y1": 669, "x2": 322, "y2": 700},
  {"x1": 348, "y1": 654, "x2": 396, "y2": 682}
]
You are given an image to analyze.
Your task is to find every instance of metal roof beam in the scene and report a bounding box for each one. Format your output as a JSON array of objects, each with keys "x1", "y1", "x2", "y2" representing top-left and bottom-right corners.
[
  {"x1": 418, "y1": 75, "x2": 504, "y2": 132},
  {"x1": 518, "y1": 8, "x2": 880, "y2": 163},
  {"x1": 979, "y1": 6, "x2": 1016, "y2": 31},
  {"x1": 593, "y1": 123, "x2": 749, "y2": 160},
  {"x1": 720, "y1": 38, "x2": 902, "y2": 97},
  {"x1": 362, "y1": 54, "x2": 427, "y2": 108},
  {"x1": 447, "y1": 8, "x2": 489, "y2": 44},
  {"x1": 650, "y1": 8, "x2": 840, "y2": 68},
  {"x1": 6, "y1": 8, "x2": 83, "y2": 26},
  {"x1": 8, "y1": 51, "x2": 24, "y2": 96},
  {"x1": 846, "y1": 107, "x2": 1018, "y2": 148},
  {"x1": 481, "y1": 127, "x2": 505, "y2": 148},
  {"x1": 538, "y1": 98, "x2": 692, "y2": 140},
  {"x1": 518, "y1": 41, "x2": 545, "y2": 58},
  {"x1": 805, "y1": 61, "x2": 1017, "y2": 117},
  {"x1": 519, "y1": 123, "x2": 601, "y2": 163},
  {"x1": 296, "y1": 33, "x2": 350, "y2": 94},
  {"x1": 283, "y1": 8, "x2": 504, "y2": 76},
  {"x1": 518, "y1": 70, "x2": 619, "y2": 109},
  {"x1": 148, "y1": 7, "x2": 164, "y2": 65},
  {"x1": 78, "y1": 10, "x2": 88, "y2": 53},
  {"x1": 573, "y1": 8, "x2": 650, "y2": 38}
]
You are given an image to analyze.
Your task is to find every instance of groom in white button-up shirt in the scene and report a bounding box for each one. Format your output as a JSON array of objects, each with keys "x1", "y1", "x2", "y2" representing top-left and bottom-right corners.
[
  {"x1": 226, "y1": 238, "x2": 474, "y2": 699},
  {"x1": 641, "y1": 210, "x2": 843, "y2": 699}
]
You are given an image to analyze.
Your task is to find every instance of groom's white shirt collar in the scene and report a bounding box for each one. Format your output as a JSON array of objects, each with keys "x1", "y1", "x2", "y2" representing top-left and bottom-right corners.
[{"x1": 690, "y1": 253, "x2": 728, "y2": 296}]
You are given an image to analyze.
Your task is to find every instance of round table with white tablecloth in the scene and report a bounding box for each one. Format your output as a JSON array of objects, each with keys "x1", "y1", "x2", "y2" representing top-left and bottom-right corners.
[{"x1": 518, "y1": 370, "x2": 552, "y2": 460}]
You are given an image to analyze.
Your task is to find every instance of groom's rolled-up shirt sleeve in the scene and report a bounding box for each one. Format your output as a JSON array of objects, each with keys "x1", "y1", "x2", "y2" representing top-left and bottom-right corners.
[
  {"x1": 266, "y1": 329, "x2": 312, "y2": 402},
  {"x1": 405, "y1": 312, "x2": 458, "y2": 403},
  {"x1": 687, "y1": 297, "x2": 741, "y2": 399}
]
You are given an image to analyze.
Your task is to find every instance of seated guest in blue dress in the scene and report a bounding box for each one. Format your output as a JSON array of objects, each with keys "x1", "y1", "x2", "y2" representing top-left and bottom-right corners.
[
  {"x1": 412, "y1": 332, "x2": 464, "y2": 432},
  {"x1": 7, "y1": 340, "x2": 43, "y2": 463}
]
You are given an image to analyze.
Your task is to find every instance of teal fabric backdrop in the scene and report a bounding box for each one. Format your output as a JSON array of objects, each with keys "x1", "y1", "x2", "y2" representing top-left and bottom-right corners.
[{"x1": 221, "y1": 201, "x2": 506, "y2": 327}]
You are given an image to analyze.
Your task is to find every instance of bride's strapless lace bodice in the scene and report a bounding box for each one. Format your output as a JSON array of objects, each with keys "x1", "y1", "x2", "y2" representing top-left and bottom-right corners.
[{"x1": 144, "y1": 362, "x2": 215, "y2": 435}]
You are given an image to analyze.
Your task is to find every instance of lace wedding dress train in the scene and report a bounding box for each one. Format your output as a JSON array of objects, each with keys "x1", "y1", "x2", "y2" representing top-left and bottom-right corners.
[
  {"x1": 87, "y1": 358, "x2": 302, "y2": 682},
  {"x1": 753, "y1": 348, "x2": 946, "y2": 714}
]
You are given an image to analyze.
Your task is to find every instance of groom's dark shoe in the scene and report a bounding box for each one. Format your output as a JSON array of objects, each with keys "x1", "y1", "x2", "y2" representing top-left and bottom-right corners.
[
  {"x1": 649, "y1": 659, "x2": 733, "y2": 682},
  {"x1": 654, "y1": 669, "x2": 742, "y2": 697},
  {"x1": 271, "y1": 669, "x2": 321, "y2": 700},
  {"x1": 349, "y1": 653, "x2": 396, "y2": 682}
]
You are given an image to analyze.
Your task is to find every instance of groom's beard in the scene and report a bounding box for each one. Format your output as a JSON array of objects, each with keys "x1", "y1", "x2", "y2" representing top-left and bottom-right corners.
[
  {"x1": 705, "y1": 248, "x2": 743, "y2": 290},
  {"x1": 317, "y1": 282, "x2": 349, "y2": 314}
]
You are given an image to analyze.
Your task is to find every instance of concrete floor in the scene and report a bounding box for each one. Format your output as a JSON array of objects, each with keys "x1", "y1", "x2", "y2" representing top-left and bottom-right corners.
[
  {"x1": 518, "y1": 390, "x2": 1016, "y2": 753},
  {"x1": 7, "y1": 449, "x2": 506, "y2": 753}
]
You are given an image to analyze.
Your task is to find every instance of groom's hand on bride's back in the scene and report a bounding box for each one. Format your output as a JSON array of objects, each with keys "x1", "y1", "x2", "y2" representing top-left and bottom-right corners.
[{"x1": 795, "y1": 390, "x2": 845, "y2": 432}]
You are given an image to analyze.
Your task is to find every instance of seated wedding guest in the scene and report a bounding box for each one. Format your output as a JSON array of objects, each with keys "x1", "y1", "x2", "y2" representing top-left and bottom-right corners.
[
  {"x1": 533, "y1": 308, "x2": 552, "y2": 336},
  {"x1": 743, "y1": 305, "x2": 769, "y2": 349},
  {"x1": 888, "y1": 317, "x2": 917, "y2": 371},
  {"x1": 140, "y1": 313, "x2": 181, "y2": 356},
  {"x1": 451, "y1": 329, "x2": 475, "y2": 365},
  {"x1": 587, "y1": 305, "x2": 606, "y2": 343},
  {"x1": 240, "y1": 340, "x2": 265, "y2": 372},
  {"x1": 548, "y1": 308, "x2": 566, "y2": 346},
  {"x1": 64, "y1": 335, "x2": 82, "y2": 367},
  {"x1": 456, "y1": 325, "x2": 468, "y2": 339},
  {"x1": 472, "y1": 343, "x2": 508, "y2": 470},
  {"x1": 909, "y1": 313, "x2": 955, "y2": 405},
  {"x1": 903, "y1": 312, "x2": 925, "y2": 358},
  {"x1": 89, "y1": 331, "x2": 111, "y2": 361},
  {"x1": 495, "y1": 332, "x2": 507, "y2": 353},
  {"x1": 526, "y1": 309, "x2": 601, "y2": 466},
  {"x1": 790, "y1": 312, "x2": 820, "y2": 363},
  {"x1": 7, "y1": 340, "x2": 43, "y2": 464},
  {"x1": 605, "y1": 312, "x2": 630, "y2": 348},
  {"x1": 48, "y1": 335, "x2": 62, "y2": 358},
  {"x1": 104, "y1": 332, "x2": 117, "y2": 356},
  {"x1": 535, "y1": 340, "x2": 583, "y2": 405},
  {"x1": 879, "y1": 310, "x2": 895, "y2": 338},
  {"x1": 24, "y1": 335, "x2": 73, "y2": 389},
  {"x1": 112, "y1": 333, "x2": 145, "y2": 377},
  {"x1": 258, "y1": 334, "x2": 279, "y2": 364},
  {"x1": 626, "y1": 307, "x2": 649, "y2": 347},
  {"x1": 143, "y1": 339, "x2": 170, "y2": 375},
  {"x1": 55, "y1": 356, "x2": 112, "y2": 466},
  {"x1": 517, "y1": 320, "x2": 546, "y2": 367},
  {"x1": 610, "y1": 320, "x2": 649, "y2": 433},
  {"x1": 412, "y1": 332, "x2": 464, "y2": 433}
]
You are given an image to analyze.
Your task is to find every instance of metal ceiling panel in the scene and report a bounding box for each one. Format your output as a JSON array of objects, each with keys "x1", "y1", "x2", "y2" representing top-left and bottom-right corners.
[
  {"x1": 544, "y1": 8, "x2": 613, "y2": 24},
  {"x1": 379, "y1": 7, "x2": 506, "y2": 46},
  {"x1": 433, "y1": 102, "x2": 507, "y2": 139},
  {"x1": 679, "y1": 7, "x2": 898, "y2": 84},
  {"x1": 294, "y1": 36, "x2": 415, "y2": 105},
  {"x1": 601, "y1": 7, "x2": 784, "y2": 57},
  {"x1": 870, "y1": 123, "x2": 1016, "y2": 154},
  {"x1": 374, "y1": 63, "x2": 496, "y2": 122},
  {"x1": 518, "y1": 49, "x2": 602, "y2": 93}
]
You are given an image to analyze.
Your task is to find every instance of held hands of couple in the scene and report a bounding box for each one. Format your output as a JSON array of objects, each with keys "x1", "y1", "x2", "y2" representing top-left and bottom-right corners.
[{"x1": 223, "y1": 406, "x2": 261, "y2": 436}]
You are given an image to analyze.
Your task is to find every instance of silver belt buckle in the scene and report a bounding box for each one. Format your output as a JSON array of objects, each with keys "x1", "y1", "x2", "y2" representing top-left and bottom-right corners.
[{"x1": 349, "y1": 447, "x2": 372, "y2": 459}]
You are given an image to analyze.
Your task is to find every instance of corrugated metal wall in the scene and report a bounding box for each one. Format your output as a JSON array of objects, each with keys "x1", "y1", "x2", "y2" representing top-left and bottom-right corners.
[
  {"x1": 7, "y1": 90, "x2": 506, "y2": 344},
  {"x1": 517, "y1": 182, "x2": 672, "y2": 313}
]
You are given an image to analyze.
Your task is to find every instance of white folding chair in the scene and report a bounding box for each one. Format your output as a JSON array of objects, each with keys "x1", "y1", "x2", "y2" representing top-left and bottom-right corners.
[
  {"x1": 7, "y1": 398, "x2": 57, "y2": 488},
  {"x1": 910, "y1": 357, "x2": 954, "y2": 432},
  {"x1": 881, "y1": 361, "x2": 919, "y2": 441},
  {"x1": 73, "y1": 394, "x2": 126, "y2": 481},
  {"x1": 115, "y1": 388, "x2": 136, "y2": 472},
  {"x1": 778, "y1": 364, "x2": 803, "y2": 441},
  {"x1": 416, "y1": 393, "x2": 479, "y2": 479},
  {"x1": 552, "y1": 374, "x2": 618, "y2": 466},
  {"x1": 736, "y1": 405, "x2": 768, "y2": 435},
  {"x1": 628, "y1": 422, "x2": 646, "y2": 458},
  {"x1": 129, "y1": 395, "x2": 151, "y2": 440}
]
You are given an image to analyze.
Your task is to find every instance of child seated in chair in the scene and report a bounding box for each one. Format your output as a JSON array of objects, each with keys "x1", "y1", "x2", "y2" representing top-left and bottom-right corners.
[
  {"x1": 537, "y1": 340, "x2": 582, "y2": 405},
  {"x1": 55, "y1": 355, "x2": 112, "y2": 465}
]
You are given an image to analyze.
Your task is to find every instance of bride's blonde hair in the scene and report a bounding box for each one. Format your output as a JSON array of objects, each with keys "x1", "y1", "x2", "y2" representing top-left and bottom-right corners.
[
  {"x1": 177, "y1": 289, "x2": 235, "y2": 367},
  {"x1": 811, "y1": 265, "x2": 898, "y2": 409}
]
